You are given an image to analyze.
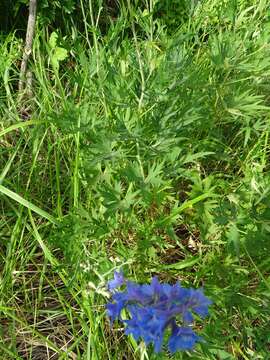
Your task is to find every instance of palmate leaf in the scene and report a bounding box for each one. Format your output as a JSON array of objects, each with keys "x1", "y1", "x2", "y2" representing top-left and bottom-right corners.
[
  {"x1": 157, "y1": 192, "x2": 213, "y2": 227},
  {"x1": 121, "y1": 183, "x2": 140, "y2": 211},
  {"x1": 144, "y1": 162, "x2": 166, "y2": 187},
  {"x1": 122, "y1": 162, "x2": 143, "y2": 183},
  {"x1": 181, "y1": 152, "x2": 215, "y2": 164},
  {"x1": 51, "y1": 47, "x2": 68, "y2": 70},
  {"x1": 227, "y1": 91, "x2": 269, "y2": 116},
  {"x1": 48, "y1": 31, "x2": 68, "y2": 72},
  {"x1": 99, "y1": 181, "x2": 140, "y2": 213},
  {"x1": 226, "y1": 223, "x2": 240, "y2": 255}
]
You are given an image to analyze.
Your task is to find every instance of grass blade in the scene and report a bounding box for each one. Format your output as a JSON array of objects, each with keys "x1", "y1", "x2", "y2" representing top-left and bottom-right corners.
[{"x1": 0, "y1": 184, "x2": 58, "y2": 225}]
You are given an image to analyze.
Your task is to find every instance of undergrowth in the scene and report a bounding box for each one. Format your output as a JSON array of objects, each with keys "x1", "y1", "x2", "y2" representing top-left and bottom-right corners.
[{"x1": 0, "y1": 0, "x2": 270, "y2": 359}]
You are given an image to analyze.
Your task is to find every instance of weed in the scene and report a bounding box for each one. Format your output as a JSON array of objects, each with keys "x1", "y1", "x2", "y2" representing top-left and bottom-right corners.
[{"x1": 1, "y1": 0, "x2": 270, "y2": 359}]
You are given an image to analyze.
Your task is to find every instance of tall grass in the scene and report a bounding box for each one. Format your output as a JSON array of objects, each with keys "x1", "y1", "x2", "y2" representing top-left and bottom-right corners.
[{"x1": 1, "y1": 0, "x2": 270, "y2": 359}]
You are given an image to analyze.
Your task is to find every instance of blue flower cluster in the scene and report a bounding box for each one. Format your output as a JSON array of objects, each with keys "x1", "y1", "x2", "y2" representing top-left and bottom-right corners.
[{"x1": 106, "y1": 272, "x2": 212, "y2": 353}]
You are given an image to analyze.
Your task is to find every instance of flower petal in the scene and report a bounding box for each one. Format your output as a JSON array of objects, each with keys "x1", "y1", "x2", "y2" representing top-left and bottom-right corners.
[
  {"x1": 107, "y1": 271, "x2": 125, "y2": 291},
  {"x1": 168, "y1": 326, "x2": 201, "y2": 353}
]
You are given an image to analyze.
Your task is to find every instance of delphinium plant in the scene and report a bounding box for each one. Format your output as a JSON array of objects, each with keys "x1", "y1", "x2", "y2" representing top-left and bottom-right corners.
[{"x1": 106, "y1": 272, "x2": 212, "y2": 355}]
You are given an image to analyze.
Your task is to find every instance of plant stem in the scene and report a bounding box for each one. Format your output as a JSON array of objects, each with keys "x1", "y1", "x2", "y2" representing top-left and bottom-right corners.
[{"x1": 18, "y1": 0, "x2": 37, "y2": 96}]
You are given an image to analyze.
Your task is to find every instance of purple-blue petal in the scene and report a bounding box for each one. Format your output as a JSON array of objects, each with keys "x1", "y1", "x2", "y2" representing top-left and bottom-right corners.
[
  {"x1": 106, "y1": 276, "x2": 212, "y2": 354},
  {"x1": 189, "y1": 289, "x2": 212, "y2": 318},
  {"x1": 106, "y1": 300, "x2": 125, "y2": 322},
  {"x1": 107, "y1": 271, "x2": 125, "y2": 291},
  {"x1": 183, "y1": 310, "x2": 194, "y2": 324},
  {"x1": 168, "y1": 326, "x2": 201, "y2": 353},
  {"x1": 123, "y1": 305, "x2": 167, "y2": 353}
]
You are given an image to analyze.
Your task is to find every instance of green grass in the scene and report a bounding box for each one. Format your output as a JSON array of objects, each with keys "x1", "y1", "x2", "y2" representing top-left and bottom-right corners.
[{"x1": 1, "y1": 0, "x2": 270, "y2": 359}]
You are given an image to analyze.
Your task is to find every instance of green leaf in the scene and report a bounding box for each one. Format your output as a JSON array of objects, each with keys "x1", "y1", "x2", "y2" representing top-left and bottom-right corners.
[
  {"x1": 158, "y1": 192, "x2": 213, "y2": 226},
  {"x1": 0, "y1": 119, "x2": 46, "y2": 138},
  {"x1": 53, "y1": 47, "x2": 68, "y2": 62},
  {"x1": 160, "y1": 256, "x2": 200, "y2": 270},
  {"x1": 51, "y1": 47, "x2": 68, "y2": 71},
  {"x1": 49, "y1": 31, "x2": 58, "y2": 49},
  {"x1": 0, "y1": 184, "x2": 58, "y2": 225},
  {"x1": 226, "y1": 223, "x2": 240, "y2": 254},
  {"x1": 48, "y1": 31, "x2": 68, "y2": 71}
]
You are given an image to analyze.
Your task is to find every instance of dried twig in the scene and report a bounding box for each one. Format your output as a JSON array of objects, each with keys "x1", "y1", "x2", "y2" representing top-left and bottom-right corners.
[{"x1": 18, "y1": 0, "x2": 37, "y2": 95}]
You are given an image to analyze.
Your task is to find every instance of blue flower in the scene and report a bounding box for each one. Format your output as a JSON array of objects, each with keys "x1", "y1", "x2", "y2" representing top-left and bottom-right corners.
[
  {"x1": 189, "y1": 289, "x2": 212, "y2": 318},
  {"x1": 106, "y1": 272, "x2": 212, "y2": 354},
  {"x1": 168, "y1": 324, "x2": 201, "y2": 353},
  {"x1": 106, "y1": 300, "x2": 125, "y2": 322},
  {"x1": 124, "y1": 305, "x2": 167, "y2": 352},
  {"x1": 107, "y1": 271, "x2": 125, "y2": 291}
]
